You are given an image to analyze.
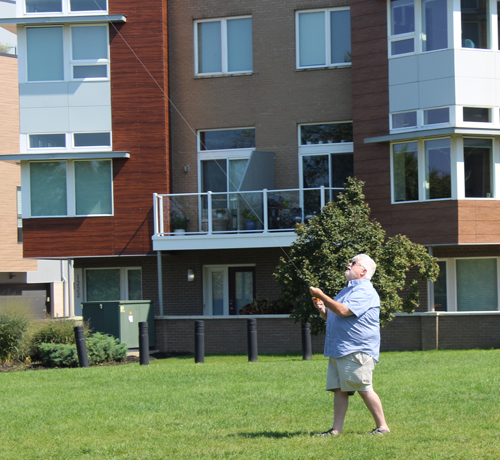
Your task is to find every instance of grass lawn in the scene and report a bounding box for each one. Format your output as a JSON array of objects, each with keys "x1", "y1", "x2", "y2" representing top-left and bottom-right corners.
[{"x1": 1, "y1": 349, "x2": 499, "y2": 459}]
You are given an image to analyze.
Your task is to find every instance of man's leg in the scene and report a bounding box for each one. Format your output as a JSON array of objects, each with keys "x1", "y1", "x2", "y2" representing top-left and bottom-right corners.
[
  {"x1": 358, "y1": 390, "x2": 390, "y2": 432},
  {"x1": 332, "y1": 389, "x2": 350, "y2": 434}
]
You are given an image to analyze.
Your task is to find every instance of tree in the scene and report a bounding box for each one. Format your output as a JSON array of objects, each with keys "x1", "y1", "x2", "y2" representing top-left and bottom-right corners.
[{"x1": 274, "y1": 177, "x2": 439, "y2": 335}]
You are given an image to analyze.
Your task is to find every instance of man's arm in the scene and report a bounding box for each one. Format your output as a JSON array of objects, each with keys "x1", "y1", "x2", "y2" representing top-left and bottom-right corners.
[{"x1": 310, "y1": 286, "x2": 354, "y2": 317}]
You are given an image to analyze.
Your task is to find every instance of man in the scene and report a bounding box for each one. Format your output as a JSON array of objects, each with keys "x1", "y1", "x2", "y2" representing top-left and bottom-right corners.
[{"x1": 309, "y1": 253, "x2": 390, "y2": 436}]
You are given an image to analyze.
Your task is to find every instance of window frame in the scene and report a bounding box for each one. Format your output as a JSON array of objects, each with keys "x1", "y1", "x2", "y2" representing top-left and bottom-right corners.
[
  {"x1": 21, "y1": 159, "x2": 114, "y2": 218},
  {"x1": 83, "y1": 267, "x2": 142, "y2": 302},
  {"x1": 390, "y1": 107, "x2": 451, "y2": 133},
  {"x1": 295, "y1": 7, "x2": 352, "y2": 70},
  {"x1": 194, "y1": 16, "x2": 253, "y2": 76},
  {"x1": 23, "y1": 132, "x2": 112, "y2": 153}
]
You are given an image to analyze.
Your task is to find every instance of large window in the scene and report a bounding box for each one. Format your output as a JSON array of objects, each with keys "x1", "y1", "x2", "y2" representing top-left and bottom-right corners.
[
  {"x1": 391, "y1": 138, "x2": 452, "y2": 202},
  {"x1": 27, "y1": 160, "x2": 112, "y2": 217},
  {"x1": 461, "y1": 0, "x2": 489, "y2": 49},
  {"x1": 195, "y1": 17, "x2": 252, "y2": 75},
  {"x1": 25, "y1": 25, "x2": 109, "y2": 82},
  {"x1": 85, "y1": 267, "x2": 142, "y2": 302},
  {"x1": 25, "y1": 0, "x2": 107, "y2": 14},
  {"x1": 464, "y1": 138, "x2": 492, "y2": 198},
  {"x1": 26, "y1": 132, "x2": 111, "y2": 152},
  {"x1": 389, "y1": 0, "x2": 448, "y2": 55},
  {"x1": 296, "y1": 8, "x2": 351, "y2": 68},
  {"x1": 198, "y1": 128, "x2": 254, "y2": 215},
  {"x1": 434, "y1": 258, "x2": 499, "y2": 311},
  {"x1": 299, "y1": 123, "x2": 353, "y2": 215}
]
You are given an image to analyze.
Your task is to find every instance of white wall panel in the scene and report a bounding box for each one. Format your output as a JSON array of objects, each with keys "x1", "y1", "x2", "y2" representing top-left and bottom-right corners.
[
  {"x1": 389, "y1": 82, "x2": 419, "y2": 112},
  {"x1": 455, "y1": 76, "x2": 496, "y2": 106},
  {"x1": 20, "y1": 107, "x2": 70, "y2": 133},
  {"x1": 418, "y1": 50, "x2": 454, "y2": 81},
  {"x1": 19, "y1": 83, "x2": 69, "y2": 108},
  {"x1": 389, "y1": 55, "x2": 418, "y2": 85},
  {"x1": 68, "y1": 106, "x2": 112, "y2": 132},
  {"x1": 68, "y1": 81, "x2": 111, "y2": 107},
  {"x1": 419, "y1": 77, "x2": 455, "y2": 109}
]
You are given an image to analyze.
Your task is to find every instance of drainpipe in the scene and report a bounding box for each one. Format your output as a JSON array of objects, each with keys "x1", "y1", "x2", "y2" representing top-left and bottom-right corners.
[
  {"x1": 61, "y1": 259, "x2": 68, "y2": 318},
  {"x1": 68, "y1": 259, "x2": 74, "y2": 317},
  {"x1": 157, "y1": 250, "x2": 163, "y2": 316}
]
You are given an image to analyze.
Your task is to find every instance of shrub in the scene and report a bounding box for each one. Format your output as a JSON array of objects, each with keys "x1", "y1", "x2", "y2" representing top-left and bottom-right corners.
[
  {"x1": 39, "y1": 332, "x2": 127, "y2": 367},
  {"x1": 39, "y1": 343, "x2": 79, "y2": 367},
  {"x1": 30, "y1": 319, "x2": 89, "y2": 361},
  {"x1": 239, "y1": 298, "x2": 293, "y2": 315},
  {"x1": 0, "y1": 312, "x2": 30, "y2": 362},
  {"x1": 86, "y1": 333, "x2": 127, "y2": 365}
]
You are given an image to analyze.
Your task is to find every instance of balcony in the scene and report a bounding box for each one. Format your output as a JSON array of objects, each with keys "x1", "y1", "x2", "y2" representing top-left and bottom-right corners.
[{"x1": 152, "y1": 186, "x2": 337, "y2": 251}]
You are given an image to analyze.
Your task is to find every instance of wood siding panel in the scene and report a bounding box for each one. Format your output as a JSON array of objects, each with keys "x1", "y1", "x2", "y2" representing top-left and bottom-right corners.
[
  {"x1": 0, "y1": 55, "x2": 38, "y2": 271},
  {"x1": 23, "y1": 1, "x2": 170, "y2": 259}
]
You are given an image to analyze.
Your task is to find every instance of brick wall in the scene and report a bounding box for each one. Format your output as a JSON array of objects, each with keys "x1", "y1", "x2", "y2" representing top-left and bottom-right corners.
[
  {"x1": 154, "y1": 313, "x2": 500, "y2": 354},
  {"x1": 168, "y1": 0, "x2": 352, "y2": 193}
]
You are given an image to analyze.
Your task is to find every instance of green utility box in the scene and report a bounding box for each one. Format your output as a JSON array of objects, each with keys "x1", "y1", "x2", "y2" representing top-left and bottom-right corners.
[{"x1": 82, "y1": 300, "x2": 154, "y2": 348}]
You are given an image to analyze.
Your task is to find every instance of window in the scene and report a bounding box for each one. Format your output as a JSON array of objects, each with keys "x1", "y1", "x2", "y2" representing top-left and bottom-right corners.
[
  {"x1": 434, "y1": 258, "x2": 499, "y2": 311},
  {"x1": 425, "y1": 138, "x2": 451, "y2": 200},
  {"x1": 71, "y1": 26, "x2": 109, "y2": 79},
  {"x1": 27, "y1": 160, "x2": 112, "y2": 217},
  {"x1": 195, "y1": 17, "x2": 252, "y2": 75},
  {"x1": 463, "y1": 107, "x2": 490, "y2": 122},
  {"x1": 26, "y1": 132, "x2": 111, "y2": 151},
  {"x1": 391, "y1": 138, "x2": 452, "y2": 202},
  {"x1": 389, "y1": 0, "x2": 448, "y2": 55},
  {"x1": 392, "y1": 111, "x2": 417, "y2": 129},
  {"x1": 29, "y1": 134, "x2": 66, "y2": 149},
  {"x1": 25, "y1": 0, "x2": 107, "y2": 14},
  {"x1": 390, "y1": 0, "x2": 415, "y2": 55},
  {"x1": 391, "y1": 108, "x2": 450, "y2": 132},
  {"x1": 464, "y1": 138, "x2": 492, "y2": 197},
  {"x1": 25, "y1": 25, "x2": 109, "y2": 82},
  {"x1": 424, "y1": 107, "x2": 450, "y2": 125},
  {"x1": 393, "y1": 142, "x2": 418, "y2": 202},
  {"x1": 299, "y1": 123, "x2": 353, "y2": 215},
  {"x1": 198, "y1": 128, "x2": 254, "y2": 216},
  {"x1": 461, "y1": 0, "x2": 489, "y2": 49},
  {"x1": 26, "y1": 27, "x2": 64, "y2": 81},
  {"x1": 85, "y1": 267, "x2": 142, "y2": 302},
  {"x1": 296, "y1": 8, "x2": 351, "y2": 68},
  {"x1": 203, "y1": 265, "x2": 255, "y2": 316}
]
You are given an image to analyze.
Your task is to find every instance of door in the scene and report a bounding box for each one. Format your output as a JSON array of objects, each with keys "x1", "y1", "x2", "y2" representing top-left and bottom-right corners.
[{"x1": 228, "y1": 267, "x2": 255, "y2": 315}]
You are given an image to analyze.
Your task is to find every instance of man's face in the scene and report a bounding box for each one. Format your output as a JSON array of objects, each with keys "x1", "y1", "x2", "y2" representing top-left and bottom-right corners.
[{"x1": 345, "y1": 259, "x2": 366, "y2": 281}]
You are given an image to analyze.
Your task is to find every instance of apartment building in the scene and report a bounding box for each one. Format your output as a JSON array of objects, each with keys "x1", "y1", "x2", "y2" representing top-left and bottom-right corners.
[{"x1": 1, "y1": 0, "x2": 499, "y2": 351}]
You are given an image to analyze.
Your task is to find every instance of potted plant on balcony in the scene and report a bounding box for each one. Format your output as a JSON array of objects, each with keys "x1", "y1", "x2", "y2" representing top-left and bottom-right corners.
[
  {"x1": 242, "y1": 207, "x2": 259, "y2": 230},
  {"x1": 215, "y1": 208, "x2": 226, "y2": 219},
  {"x1": 171, "y1": 212, "x2": 189, "y2": 235}
]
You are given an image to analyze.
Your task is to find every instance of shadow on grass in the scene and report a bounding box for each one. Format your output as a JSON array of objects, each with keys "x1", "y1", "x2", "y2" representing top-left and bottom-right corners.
[{"x1": 229, "y1": 431, "x2": 306, "y2": 439}]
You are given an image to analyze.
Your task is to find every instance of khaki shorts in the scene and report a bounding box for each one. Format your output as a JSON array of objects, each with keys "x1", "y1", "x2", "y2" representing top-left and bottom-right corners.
[{"x1": 326, "y1": 352, "x2": 375, "y2": 393}]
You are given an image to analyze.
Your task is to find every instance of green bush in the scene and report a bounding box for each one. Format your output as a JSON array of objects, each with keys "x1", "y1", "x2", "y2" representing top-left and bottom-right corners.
[
  {"x1": 0, "y1": 313, "x2": 30, "y2": 362},
  {"x1": 30, "y1": 320, "x2": 89, "y2": 361},
  {"x1": 39, "y1": 332, "x2": 127, "y2": 367},
  {"x1": 39, "y1": 343, "x2": 79, "y2": 367},
  {"x1": 86, "y1": 333, "x2": 127, "y2": 365}
]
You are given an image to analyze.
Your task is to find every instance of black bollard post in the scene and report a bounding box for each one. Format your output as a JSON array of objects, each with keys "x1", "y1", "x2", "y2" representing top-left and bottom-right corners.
[
  {"x1": 194, "y1": 320, "x2": 205, "y2": 364},
  {"x1": 247, "y1": 318, "x2": 258, "y2": 362},
  {"x1": 74, "y1": 326, "x2": 89, "y2": 368},
  {"x1": 139, "y1": 322, "x2": 149, "y2": 366},
  {"x1": 301, "y1": 322, "x2": 312, "y2": 360}
]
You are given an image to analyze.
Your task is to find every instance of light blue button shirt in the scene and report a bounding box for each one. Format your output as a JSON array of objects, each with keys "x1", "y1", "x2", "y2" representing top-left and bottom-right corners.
[{"x1": 324, "y1": 279, "x2": 381, "y2": 362}]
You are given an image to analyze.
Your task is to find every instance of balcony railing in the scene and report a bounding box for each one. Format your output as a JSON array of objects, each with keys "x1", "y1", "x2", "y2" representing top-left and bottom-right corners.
[{"x1": 153, "y1": 186, "x2": 341, "y2": 237}]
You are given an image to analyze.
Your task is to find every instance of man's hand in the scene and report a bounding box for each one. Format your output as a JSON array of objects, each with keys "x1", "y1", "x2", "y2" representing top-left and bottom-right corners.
[
  {"x1": 309, "y1": 285, "x2": 353, "y2": 318},
  {"x1": 310, "y1": 287, "x2": 327, "y2": 320}
]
